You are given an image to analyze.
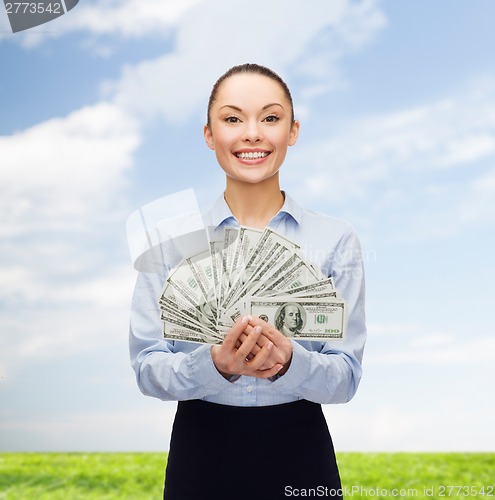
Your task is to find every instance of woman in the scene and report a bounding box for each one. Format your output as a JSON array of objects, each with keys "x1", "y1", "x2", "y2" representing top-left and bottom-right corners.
[{"x1": 129, "y1": 63, "x2": 367, "y2": 499}]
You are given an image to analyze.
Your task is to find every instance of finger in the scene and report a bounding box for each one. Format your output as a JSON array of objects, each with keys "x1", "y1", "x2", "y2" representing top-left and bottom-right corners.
[
  {"x1": 237, "y1": 332, "x2": 263, "y2": 355},
  {"x1": 247, "y1": 315, "x2": 269, "y2": 329},
  {"x1": 232, "y1": 319, "x2": 259, "y2": 349},
  {"x1": 224, "y1": 316, "x2": 251, "y2": 349},
  {"x1": 235, "y1": 326, "x2": 263, "y2": 360},
  {"x1": 235, "y1": 341, "x2": 261, "y2": 358},
  {"x1": 248, "y1": 315, "x2": 273, "y2": 334},
  {"x1": 252, "y1": 364, "x2": 284, "y2": 379},
  {"x1": 234, "y1": 338, "x2": 256, "y2": 360},
  {"x1": 242, "y1": 323, "x2": 269, "y2": 342},
  {"x1": 247, "y1": 339, "x2": 274, "y2": 371},
  {"x1": 249, "y1": 317, "x2": 284, "y2": 343}
]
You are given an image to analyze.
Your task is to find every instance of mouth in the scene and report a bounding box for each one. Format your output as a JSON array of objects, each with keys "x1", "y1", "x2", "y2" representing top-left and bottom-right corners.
[{"x1": 234, "y1": 150, "x2": 271, "y2": 160}]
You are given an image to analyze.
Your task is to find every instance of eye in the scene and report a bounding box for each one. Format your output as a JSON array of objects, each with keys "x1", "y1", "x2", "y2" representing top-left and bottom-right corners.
[
  {"x1": 224, "y1": 116, "x2": 241, "y2": 124},
  {"x1": 263, "y1": 115, "x2": 279, "y2": 123}
]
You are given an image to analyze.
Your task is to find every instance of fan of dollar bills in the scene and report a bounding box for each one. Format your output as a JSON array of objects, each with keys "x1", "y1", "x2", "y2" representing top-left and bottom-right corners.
[{"x1": 159, "y1": 226, "x2": 347, "y2": 344}]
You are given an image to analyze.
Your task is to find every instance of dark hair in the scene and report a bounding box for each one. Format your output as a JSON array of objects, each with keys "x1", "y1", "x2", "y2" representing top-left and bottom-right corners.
[{"x1": 207, "y1": 63, "x2": 295, "y2": 126}]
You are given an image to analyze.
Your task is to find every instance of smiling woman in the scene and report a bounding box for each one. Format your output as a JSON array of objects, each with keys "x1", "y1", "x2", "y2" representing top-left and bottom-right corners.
[
  {"x1": 129, "y1": 63, "x2": 367, "y2": 500},
  {"x1": 204, "y1": 67, "x2": 299, "y2": 226}
]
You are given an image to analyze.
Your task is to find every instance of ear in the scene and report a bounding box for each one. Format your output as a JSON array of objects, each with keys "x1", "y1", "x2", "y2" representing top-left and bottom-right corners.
[
  {"x1": 288, "y1": 119, "x2": 300, "y2": 147},
  {"x1": 204, "y1": 124, "x2": 215, "y2": 150}
]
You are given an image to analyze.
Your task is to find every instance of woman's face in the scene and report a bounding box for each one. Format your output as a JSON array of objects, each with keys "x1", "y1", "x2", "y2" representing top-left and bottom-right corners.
[{"x1": 204, "y1": 73, "x2": 299, "y2": 186}]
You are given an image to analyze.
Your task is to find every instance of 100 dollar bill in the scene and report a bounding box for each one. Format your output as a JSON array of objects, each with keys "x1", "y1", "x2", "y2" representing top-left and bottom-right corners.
[{"x1": 243, "y1": 297, "x2": 347, "y2": 341}]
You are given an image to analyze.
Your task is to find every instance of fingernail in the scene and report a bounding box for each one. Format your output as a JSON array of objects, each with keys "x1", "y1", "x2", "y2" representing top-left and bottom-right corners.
[
  {"x1": 241, "y1": 316, "x2": 249, "y2": 325},
  {"x1": 254, "y1": 326, "x2": 262, "y2": 334},
  {"x1": 267, "y1": 342, "x2": 273, "y2": 351}
]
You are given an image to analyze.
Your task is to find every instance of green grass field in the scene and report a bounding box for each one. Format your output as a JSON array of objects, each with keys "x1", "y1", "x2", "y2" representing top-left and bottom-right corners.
[{"x1": 0, "y1": 452, "x2": 493, "y2": 499}]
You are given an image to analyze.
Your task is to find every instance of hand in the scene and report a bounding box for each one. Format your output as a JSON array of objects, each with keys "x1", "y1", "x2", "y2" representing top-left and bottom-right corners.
[
  {"x1": 237, "y1": 316, "x2": 293, "y2": 375},
  {"x1": 211, "y1": 316, "x2": 285, "y2": 379}
]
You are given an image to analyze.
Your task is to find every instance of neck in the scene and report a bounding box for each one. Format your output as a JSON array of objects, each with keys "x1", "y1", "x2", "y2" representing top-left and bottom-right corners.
[{"x1": 224, "y1": 176, "x2": 284, "y2": 229}]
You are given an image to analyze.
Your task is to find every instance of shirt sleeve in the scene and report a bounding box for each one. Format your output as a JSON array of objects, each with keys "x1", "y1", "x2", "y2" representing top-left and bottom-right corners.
[
  {"x1": 270, "y1": 226, "x2": 367, "y2": 404},
  {"x1": 129, "y1": 269, "x2": 233, "y2": 401}
]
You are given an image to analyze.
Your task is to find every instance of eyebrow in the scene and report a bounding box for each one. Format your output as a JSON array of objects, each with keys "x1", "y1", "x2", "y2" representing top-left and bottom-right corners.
[{"x1": 219, "y1": 103, "x2": 284, "y2": 112}]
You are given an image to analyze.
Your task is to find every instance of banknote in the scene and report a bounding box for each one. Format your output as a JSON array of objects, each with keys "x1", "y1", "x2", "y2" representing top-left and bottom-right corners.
[
  {"x1": 162, "y1": 315, "x2": 223, "y2": 344},
  {"x1": 230, "y1": 226, "x2": 263, "y2": 276},
  {"x1": 159, "y1": 226, "x2": 348, "y2": 344},
  {"x1": 279, "y1": 277, "x2": 336, "y2": 297},
  {"x1": 221, "y1": 229, "x2": 299, "y2": 310},
  {"x1": 242, "y1": 298, "x2": 347, "y2": 341},
  {"x1": 161, "y1": 260, "x2": 216, "y2": 329}
]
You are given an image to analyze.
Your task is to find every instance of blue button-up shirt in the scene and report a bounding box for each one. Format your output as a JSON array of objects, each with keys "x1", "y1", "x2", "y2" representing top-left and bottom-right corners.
[{"x1": 129, "y1": 192, "x2": 367, "y2": 406}]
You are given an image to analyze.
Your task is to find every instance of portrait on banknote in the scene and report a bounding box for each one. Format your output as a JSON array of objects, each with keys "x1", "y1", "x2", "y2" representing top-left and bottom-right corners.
[{"x1": 275, "y1": 303, "x2": 305, "y2": 336}]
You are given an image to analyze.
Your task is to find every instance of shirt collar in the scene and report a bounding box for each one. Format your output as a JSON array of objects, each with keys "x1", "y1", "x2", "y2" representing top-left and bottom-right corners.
[{"x1": 206, "y1": 190, "x2": 302, "y2": 229}]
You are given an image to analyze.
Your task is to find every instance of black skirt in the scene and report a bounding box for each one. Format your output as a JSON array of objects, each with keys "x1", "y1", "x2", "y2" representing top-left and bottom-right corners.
[{"x1": 164, "y1": 399, "x2": 342, "y2": 500}]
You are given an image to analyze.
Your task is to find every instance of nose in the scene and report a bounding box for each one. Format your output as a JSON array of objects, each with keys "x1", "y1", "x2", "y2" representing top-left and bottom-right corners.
[{"x1": 243, "y1": 119, "x2": 263, "y2": 143}]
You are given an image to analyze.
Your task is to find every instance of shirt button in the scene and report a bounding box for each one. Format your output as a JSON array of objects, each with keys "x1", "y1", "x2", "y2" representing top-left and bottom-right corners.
[{"x1": 246, "y1": 385, "x2": 253, "y2": 393}]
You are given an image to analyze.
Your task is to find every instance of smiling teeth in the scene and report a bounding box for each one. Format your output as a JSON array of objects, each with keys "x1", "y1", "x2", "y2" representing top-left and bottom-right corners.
[{"x1": 236, "y1": 152, "x2": 269, "y2": 159}]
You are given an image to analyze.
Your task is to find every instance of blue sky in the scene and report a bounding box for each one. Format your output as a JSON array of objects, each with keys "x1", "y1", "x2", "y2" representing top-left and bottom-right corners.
[{"x1": 1, "y1": 0, "x2": 494, "y2": 452}]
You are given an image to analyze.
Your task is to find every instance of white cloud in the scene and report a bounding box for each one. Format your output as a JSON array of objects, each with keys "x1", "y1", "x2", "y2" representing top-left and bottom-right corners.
[
  {"x1": 368, "y1": 336, "x2": 495, "y2": 366},
  {"x1": 293, "y1": 86, "x2": 495, "y2": 199},
  {"x1": 0, "y1": 260, "x2": 135, "y2": 309},
  {"x1": 0, "y1": 0, "x2": 202, "y2": 46},
  {"x1": 0, "y1": 265, "x2": 136, "y2": 372},
  {"x1": 285, "y1": 77, "x2": 495, "y2": 238},
  {"x1": 0, "y1": 102, "x2": 140, "y2": 237},
  {"x1": 1, "y1": 0, "x2": 386, "y2": 60},
  {"x1": 0, "y1": 101, "x2": 141, "y2": 377},
  {"x1": 107, "y1": 0, "x2": 386, "y2": 123},
  {"x1": 458, "y1": 167, "x2": 495, "y2": 224},
  {"x1": 364, "y1": 322, "x2": 495, "y2": 366},
  {"x1": 326, "y1": 402, "x2": 495, "y2": 451},
  {"x1": 0, "y1": 6, "x2": 10, "y2": 34},
  {"x1": 0, "y1": 402, "x2": 177, "y2": 451},
  {"x1": 439, "y1": 134, "x2": 495, "y2": 166},
  {"x1": 63, "y1": 0, "x2": 202, "y2": 37}
]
